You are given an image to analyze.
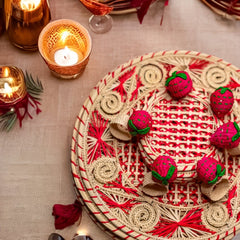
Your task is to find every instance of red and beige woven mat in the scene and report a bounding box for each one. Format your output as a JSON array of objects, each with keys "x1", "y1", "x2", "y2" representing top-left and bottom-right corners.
[{"x1": 71, "y1": 50, "x2": 240, "y2": 240}]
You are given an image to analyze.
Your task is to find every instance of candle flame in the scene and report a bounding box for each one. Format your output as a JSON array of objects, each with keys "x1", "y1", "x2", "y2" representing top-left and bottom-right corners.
[
  {"x1": 76, "y1": 229, "x2": 88, "y2": 236},
  {"x1": 64, "y1": 46, "x2": 70, "y2": 51},
  {"x1": 20, "y1": 0, "x2": 41, "y2": 11},
  {"x1": 63, "y1": 46, "x2": 71, "y2": 60},
  {"x1": 4, "y1": 82, "x2": 13, "y2": 98},
  {"x1": 4, "y1": 67, "x2": 9, "y2": 77},
  {"x1": 61, "y1": 31, "x2": 70, "y2": 44}
]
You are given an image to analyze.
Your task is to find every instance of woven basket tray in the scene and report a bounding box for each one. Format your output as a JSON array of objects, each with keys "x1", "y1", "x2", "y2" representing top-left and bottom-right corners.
[
  {"x1": 71, "y1": 50, "x2": 240, "y2": 240},
  {"x1": 201, "y1": 0, "x2": 240, "y2": 20}
]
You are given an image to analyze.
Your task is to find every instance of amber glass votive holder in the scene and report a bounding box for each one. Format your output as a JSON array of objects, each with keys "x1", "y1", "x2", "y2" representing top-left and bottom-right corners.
[
  {"x1": 7, "y1": 0, "x2": 51, "y2": 51},
  {"x1": 0, "y1": 66, "x2": 27, "y2": 106},
  {"x1": 38, "y1": 19, "x2": 92, "y2": 80}
]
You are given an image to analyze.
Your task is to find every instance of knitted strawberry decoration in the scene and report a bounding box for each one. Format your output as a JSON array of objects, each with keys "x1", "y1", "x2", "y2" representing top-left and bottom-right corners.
[
  {"x1": 128, "y1": 110, "x2": 152, "y2": 137},
  {"x1": 210, "y1": 87, "x2": 234, "y2": 118},
  {"x1": 210, "y1": 122, "x2": 240, "y2": 149},
  {"x1": 197, "y1": 157, "x2": 225, "y2": 185},
  {"x1": 165, "y1": 71, "x2": 193, "y2": 99},
  {"x1": 151, "y1": 155, "x2": 177, "y2": 185}
]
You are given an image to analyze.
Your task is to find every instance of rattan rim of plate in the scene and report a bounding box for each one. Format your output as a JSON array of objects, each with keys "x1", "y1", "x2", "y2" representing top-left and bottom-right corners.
[
  {"x1": 71, "y1": 50, "x2": 240, "y2": 240},
  {"x1": 201, "y1": 0, "x2": 240, "y2": 20},
  {"x1": 71, "y1": 92, "x2": 144, "y2": 240},
  {"x1": 72, "y1": 118, "x2": 125, "y2": 240}
]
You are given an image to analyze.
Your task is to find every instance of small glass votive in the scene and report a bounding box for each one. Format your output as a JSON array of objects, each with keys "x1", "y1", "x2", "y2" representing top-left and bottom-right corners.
[
  {"x1": 0, "y1": 66, "x2": 27, "y2": 106},
  {"x1": 38, "y1": 19, "x2": 92, "y2": 80},
  {"x1": 6, "y1": 0, "x2": 51, "y2": 51}
]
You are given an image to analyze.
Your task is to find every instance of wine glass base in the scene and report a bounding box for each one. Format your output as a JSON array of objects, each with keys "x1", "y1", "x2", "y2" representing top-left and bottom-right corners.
[{"x1": 89, "y1": 15, "x2": 113, "y2": 34}]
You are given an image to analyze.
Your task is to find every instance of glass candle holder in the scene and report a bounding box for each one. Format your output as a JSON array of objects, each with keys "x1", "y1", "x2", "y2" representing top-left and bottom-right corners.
[
  {"x1": 38, "y1": 19, "x2": 92, "y2": 79},
  {"x1": 0, "y1": 66, "x2": 27, "y2": 106},
  {"x1": 72, "y1": 235, "x2": 93, "y2": 240},
  {"x1": 6, "y1": 0, "x2": 51, "y2": 51}
]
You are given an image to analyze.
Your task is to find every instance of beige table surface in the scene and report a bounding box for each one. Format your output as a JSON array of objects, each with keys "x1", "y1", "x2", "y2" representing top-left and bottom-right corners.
[{"x1": 1, "y1": 0, "x2": 240, "y2": 240}]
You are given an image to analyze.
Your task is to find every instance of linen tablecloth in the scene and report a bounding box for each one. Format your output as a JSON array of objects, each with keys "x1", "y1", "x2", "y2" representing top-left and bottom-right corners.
[{"x1": 0, "y1": 0, "x2": 240, "y2": 239}]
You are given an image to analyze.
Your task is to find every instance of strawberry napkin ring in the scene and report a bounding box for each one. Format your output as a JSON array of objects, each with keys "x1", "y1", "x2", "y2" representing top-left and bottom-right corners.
[
  {"x1": 109, "y1": 110, "x2": 152, "y2": 141},
  {"x1": 142, "y1": 156, "x2": 178, "y2": 196},
  {"x1": 197, "y1": 156, "x2": 229, "y2": 201}
]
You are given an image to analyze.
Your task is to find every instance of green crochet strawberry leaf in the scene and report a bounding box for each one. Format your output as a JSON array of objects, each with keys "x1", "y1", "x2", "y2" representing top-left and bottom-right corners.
[
  {"x1": 232, "y1": 122, "x2": 240, "y2": 142},
  {"x1": 152, "y1": 165, "x2": 176, "y2": 185},
  {"x1": 136, "y1": 127, "x2": 150, "y2": 135},
  {"x1": 128, "y1": 119, "x2": 137, "y2": 131},
  {"x1": 152, "y1": 170, "x2": 168, "y2": 185},
  {"x1": 208, "y1": 164, "x2": 225, "y2": 185},
  {"x1": 216, "y1": 87, "x2": 232, "y2": 94},
  {"x1": 128, "y1": 119, "x2": 150, "y2": 136},
  {"x1": 165, "y1": 71, "x2": 187, "y2": 86}
]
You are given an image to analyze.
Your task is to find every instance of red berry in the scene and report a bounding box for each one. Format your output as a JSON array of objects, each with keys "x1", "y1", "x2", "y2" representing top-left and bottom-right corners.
[
  {"x1": 151, "y1": 156, "x2": 177, "y2": 185},
  {"x1": 128, "y1": 110, "x2": 152, "y2": 136},
  {"x1": 210, "y1": 122, "x2": 240, "y2": 149},
  {"x1": 165, "y1": 71, "x2": 192, "y2": 99},
  {"x1": 197, "y1": 157, "x2": 225, "y2": 184},
  {"x1": 210, "y1": 87, "x2": 234, "y2": 118}
]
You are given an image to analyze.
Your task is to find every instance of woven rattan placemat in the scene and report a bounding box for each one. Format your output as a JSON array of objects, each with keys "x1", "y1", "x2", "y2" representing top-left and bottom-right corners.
[{"x1": 71, "y1": 50, "x2": 240, "y2": 240}]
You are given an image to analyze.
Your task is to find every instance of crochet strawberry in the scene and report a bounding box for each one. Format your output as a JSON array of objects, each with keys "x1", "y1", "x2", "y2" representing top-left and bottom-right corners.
[
  {"x1": 210, "y1": 87, "x2": 234, "y2": 118},
  {"x1": 128, "y1": 110, "x2": 152, "y2": 137},
  {"x1": 197, "y1": 157, "x2": 225, "y2": 185},
  {"x1": 210, "y1": 122, "x2": 240, "y2": 149},
  {"x1": 151, "y1": 155, "x2": 177, "y2": 185},
  {"x1": 165, "y1": 71, "x2": 193, "y2": 99}
]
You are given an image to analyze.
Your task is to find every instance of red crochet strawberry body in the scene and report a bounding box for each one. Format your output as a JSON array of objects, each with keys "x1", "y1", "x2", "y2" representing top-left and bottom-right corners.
[
  {"x1": 128, "y1": 110, "x2": 152, "y2": 136},
  {"x1": 165, "y1": 71, "x2": 193, "y2": 99},
  {"x1": 197, "y1": 157, "x2": 225, "y2": 184},
  {"x1": 151, "y1": 155, "x2": 178, "y2": 185},
  {"x1": 210, "y1": 121, "x2": 240, "y2": 149},
  {"x1": 210, "y1": 87, "x2": 234, "y2": 118}
]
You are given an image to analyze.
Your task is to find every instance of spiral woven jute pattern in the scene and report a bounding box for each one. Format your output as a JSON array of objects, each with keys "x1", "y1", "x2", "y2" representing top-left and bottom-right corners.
[{"x1": 71, "y1": 50, "x2": 240, "y2": 240}]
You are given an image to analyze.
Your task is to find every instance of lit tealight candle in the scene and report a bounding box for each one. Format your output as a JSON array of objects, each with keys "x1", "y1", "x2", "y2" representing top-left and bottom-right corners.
[
  {"x1": 54, "y1": 46, "x2": 80, "y2": 67},
  {"x1": 7, "y1": 0, "x2": 51, "y2": 51},
  {"x1": 0, "y1": 66, "x2": 26, "y2": 104},
  {"x1": 0, "y1": 68, "x2": 16, "y2": 98},
  {"x1": 38, "y1": 19, "x2": 92, "y2": 79},
  {"x1": 2, "y1": 82, "x2": 14, "y2": 98},
  {"x1": 20, "y1": 0, "x2": 41, "y2": 11}
]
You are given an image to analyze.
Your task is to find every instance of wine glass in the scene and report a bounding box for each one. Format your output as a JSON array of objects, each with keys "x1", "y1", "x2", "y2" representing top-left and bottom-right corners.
[{"x1": 78, "y1": 0, "x2": 113, "y2": 34}]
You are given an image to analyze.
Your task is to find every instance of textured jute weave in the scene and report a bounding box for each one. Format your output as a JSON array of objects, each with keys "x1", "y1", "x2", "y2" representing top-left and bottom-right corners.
[{"x1": 71, "y1": 50, "x2": 240, "y2": 240}]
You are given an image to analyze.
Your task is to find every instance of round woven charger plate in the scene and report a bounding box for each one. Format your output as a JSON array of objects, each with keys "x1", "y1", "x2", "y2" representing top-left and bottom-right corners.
[
  {"x1": 71, "y1": 50, "x2": 240, "y2": 240},
  {"x1": 201, "y1": 0, "x2": 240, "y2": 20}
]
